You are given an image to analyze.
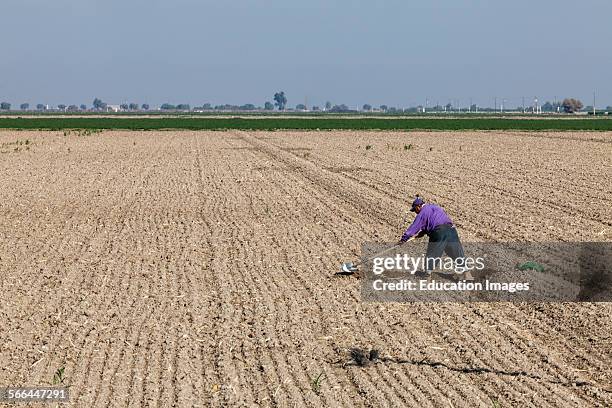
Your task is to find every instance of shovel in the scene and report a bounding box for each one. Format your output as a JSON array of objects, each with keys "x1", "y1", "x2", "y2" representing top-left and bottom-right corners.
[{"x1": 339, "y1": 236, "x2": 415, "y2": 275}]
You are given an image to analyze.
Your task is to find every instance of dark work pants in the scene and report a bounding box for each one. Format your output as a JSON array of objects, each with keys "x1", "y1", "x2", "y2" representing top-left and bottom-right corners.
[{"x1": 425, "y1": 224, "x2": 465, "y2": 271}]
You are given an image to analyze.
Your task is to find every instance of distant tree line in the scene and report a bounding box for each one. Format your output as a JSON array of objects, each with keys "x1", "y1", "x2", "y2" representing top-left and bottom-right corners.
[{"x1": 1, "y1": 93, "x2": 608, "y2": 113}]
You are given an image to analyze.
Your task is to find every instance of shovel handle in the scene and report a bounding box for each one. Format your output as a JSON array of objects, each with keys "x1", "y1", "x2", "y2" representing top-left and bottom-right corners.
[{"x1": 352, "y1": 236, "x2": 416, "y2": 268}]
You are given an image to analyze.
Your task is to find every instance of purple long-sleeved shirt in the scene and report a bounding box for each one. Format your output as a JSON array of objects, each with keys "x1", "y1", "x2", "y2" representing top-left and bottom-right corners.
[{"x1": 401, "y1": 204, "x2": 453, "y2": 241}]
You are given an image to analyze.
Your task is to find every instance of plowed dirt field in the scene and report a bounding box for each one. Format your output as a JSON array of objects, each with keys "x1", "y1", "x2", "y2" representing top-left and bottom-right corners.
[{"x1": 1, "y1": 130, "x2": 611, "y2": 407}]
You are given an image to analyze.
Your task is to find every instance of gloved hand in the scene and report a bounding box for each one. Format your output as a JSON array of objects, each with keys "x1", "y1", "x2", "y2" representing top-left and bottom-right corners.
[{"x1": 399, "y1": 234, "x2": 418, "y2": 245}]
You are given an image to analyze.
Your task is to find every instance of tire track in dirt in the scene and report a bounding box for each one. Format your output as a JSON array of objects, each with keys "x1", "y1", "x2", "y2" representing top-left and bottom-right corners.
[
  {"x1": 268, "y1": 131, "x2": 610, "y2": 240},
  {"x1": 210, "y1": 136, "x2": 349, "y2": 406},
  {"x1": 265, "y1": 131, "x2": 611, "y2": 241},
  {"x1": 234, "y1": 143, "x2": 375, "y2": 407}
]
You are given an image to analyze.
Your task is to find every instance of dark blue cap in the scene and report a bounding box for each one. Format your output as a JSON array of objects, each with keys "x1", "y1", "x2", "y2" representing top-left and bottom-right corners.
[{"x1": 410, "y1": 195, "x2": 424, "y2": 212}]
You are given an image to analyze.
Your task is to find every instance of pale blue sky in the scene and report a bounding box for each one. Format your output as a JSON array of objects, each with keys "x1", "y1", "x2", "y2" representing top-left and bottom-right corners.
[{"x1": 1, "y1": 0, "x2": 610, "y2": 108}]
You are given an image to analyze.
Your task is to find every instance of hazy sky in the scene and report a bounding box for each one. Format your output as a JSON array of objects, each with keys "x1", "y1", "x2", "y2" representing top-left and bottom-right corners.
[{"x1": 2, "y1": 0, "x2": 611, "y2": 108}]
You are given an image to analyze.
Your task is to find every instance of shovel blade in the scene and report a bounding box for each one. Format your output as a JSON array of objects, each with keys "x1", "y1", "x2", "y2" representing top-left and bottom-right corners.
[{"x1": 340, "y1": 262, "x2": 358, "y2": 274}]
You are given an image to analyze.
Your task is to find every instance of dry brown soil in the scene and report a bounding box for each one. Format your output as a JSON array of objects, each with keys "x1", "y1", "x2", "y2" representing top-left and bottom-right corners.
[{"x1": 0, "y1": 130, "x2": 611, "y2": 407}]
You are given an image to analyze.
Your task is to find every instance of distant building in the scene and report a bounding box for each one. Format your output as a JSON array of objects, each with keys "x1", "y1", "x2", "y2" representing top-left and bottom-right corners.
[{"x1": 106, "y1": 105, "x2": 120, "y2": 112}]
